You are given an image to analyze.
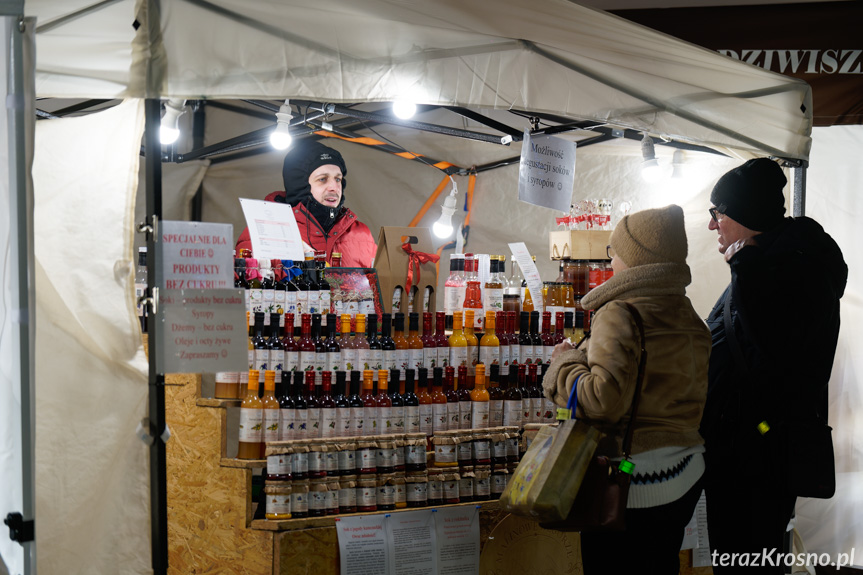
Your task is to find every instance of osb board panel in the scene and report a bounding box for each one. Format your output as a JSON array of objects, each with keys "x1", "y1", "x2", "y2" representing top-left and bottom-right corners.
[
  {"x1": 166, "y1": 374, "x2": 274, "y2": 575},
  {"x1": 680, "y1": 549, "x2": 713, "y2": 575}
]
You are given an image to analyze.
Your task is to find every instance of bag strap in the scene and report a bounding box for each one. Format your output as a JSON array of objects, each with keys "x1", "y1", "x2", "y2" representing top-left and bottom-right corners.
[{"x1": 621, "y1": 302, "x2": 647, "y2": 460}]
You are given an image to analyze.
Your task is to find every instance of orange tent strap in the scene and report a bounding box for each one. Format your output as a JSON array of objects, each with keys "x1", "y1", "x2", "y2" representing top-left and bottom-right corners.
[
  {"x1": 409, "y1": 175, "x2": 451, "y2": 228},
  {"x1": 464, "y1": 174, "x2": 477, "y2": 227}
]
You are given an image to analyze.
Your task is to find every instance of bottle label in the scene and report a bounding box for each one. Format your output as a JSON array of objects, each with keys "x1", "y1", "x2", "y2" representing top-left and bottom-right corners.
[
  {"x1": 339, "y1": 485, "x2": 357, "y2": 507},
  {"x1": 544, "y1": 344, "x2": 555, "y2": 366},
  {"x1": 295, "y1": 292, "x2": 309, "y2": 324},
  {"x1": 343, "y1": 348, "x2": 358, "y2": 372},
  {"x1": 456, "y1": 286, "x2": 467, "y2": 315},
  {"x1": 483, "y1": 287, "x2": 504, "y2": 313},
  {"x1": 263, "y1": 288, "x2": 275, "y2": 316},
  {"x1": 327, "y1": 487, "x2": 339, "y2": 510},
  {"x1": 447, "y1": 402, "x2": 460, "y2": 431},
  {"x1": 503, "y1": 400, "x2": 522, "y2": 428},
  {"x1": 358, "y1": 300, "x2": 375, "y2": 317},
  {"x1": 476, "y1": 477, "x2": 490, "y2": 497},
  {"x1": 357, "y1": 349, "x2": 373, "y2": 372},
  {"x1": 510, "y1": 344, "x2": 520, "y2": 368},
  {"x1": 405, "y1": 406, "x2": 420, "y2": 433},
  {"x1": 405, "y1": 443, "x2": 425, "y2": 465},
  {"x1": 370, "y1": 349, "x2": 383, "y2": 373},
  {"x1": 407, "y1": 482, "x2": 428, "y2": 502},
  {"x1": 358, "y1": 485, "x2": 376, "y2": 507},
  {"x1": 271, "y1": 349, "x2": 285, "y2": 376},
  {"x1": 420, "y1": 404, "x2": 434, "y2": 435},
  {"x1": 543, "y1": 398, "x2": 557, "y2": 422},
  {"x1": 506, "y1": 437, "x2": 519, "y2": 457},
  {"x1": 336, "y1": 408, "x2": 352, "y2": 436},
  {"x1": 320, "y1": 291, "x2": 331, "y2": 316},
  {"x1": 364, "y1": 405, "x2": 379, "y2": 435},
  {"x1": 492, "y1": 473, "x2": 508, "y2": 494},
  {"x1": 392, "y1": 349, "x2": 408, "y2": 373},
  {"x1": 338, "y1": 449, "x2": 355, "y2": 472},
  {"x1": 315, "y1": 352, "x2": 327, "y2": 372},
  {"x1": 280, "y1": 408, "x2": 294, "y2": 441},
  {"x1": 449, "y1": 347, "x2": 469, "y2": 369},
  {"x1": 309, "y1": 489, "x2": 327, "y2": 511},
  {"x1": 531, "y1": 397, "x2": 543, "y2": 424},
  {"x1": 459, "y1": 477, "x2": 474, "y2": 498},
  {"x1": 444, "y1": 285, "x2": 461, "y2": 316},
  {"x1": 433, "y1": 403, "x2": 449, "y2": 433},
  {"x1": 238, "y1": 407, "x2": 263, "y2": 443},
  {"x1": 286, "y1": 291, "x2": 298, "y2": 318},
  {"x1": 320, "y1": 408, "x2": 337, "y2": 438},
  {"x1": 263, "y1": 408, "x2": 280, "y2": 443},
  {"x1": 376, "y1": 447, "x2": 395, "y2": 469},
  {"x1": 479, "y1": 345, "x2": 500, "y2": 368},
  {"x1": 326, "y1": 351, "x2": 341, "y2": 373},
  {"x1": 294, "y1": 409, "x2": 308, "y2": 439},
  {"x1": 292, "y1": 451, "x2": 309, "y2": 474},
  {"x1": 437, "y1": 346, "x2": 449, "y2": 368},
  {"x1": 390, "y1": 405, "x2": 405, "y2": 433},
  {"x1": 522, "y1": 398, "x2": 532, "y2": 422},
  {"x1": 460, "y1": 401, "x2": 472, "y2": 430},
  {"x1": 377, "y1": 483, "x2": 396, "y2": 506},
  {"x1": 307, "y1": 407, "x2": 321, "y2": 438},
  {"x1": 273, "y1": 291, "x2": 286, "y2": 318},
  {"x1": 493, "y1": 439, "x2": 507, "y2": 458},
  {"x1": 248, "y1": 350, "x2": 255, "y2": 371},
  {"x1": 409, "y1": 348, "x2": 423, "y2": 371},
  {"x1": 383, "y1": 349, "x2": 397, "y2": 371},
  {"x1": 291, "y1": 491, "x2": 308, "y2": 514},
  {"x1": 377, "y1": 406, "x2": 392, "y2": 435},
  {"x1": 444, "y1": 480, "x2": 459, "y2": 500},
  {"x1": 307, "y1": 290, "x2": 320, "y2": 316},
  {"x1": 429, "y1": 479, "x2": 443, "y2": 500},
  {"x1": 499, "y1": 344, "x2": 510, "y2": 376},
  {"x1": 309, "y1": 451, "x2": 325, "y2": 472},
  {"x1": 466, "y1": 344, "x2": 477, "y2": 376},
  {"x1": 423, "y1": 347, "x2": 437, "y2": 370},
  {"x1": 300, "y1": 351, "x2": 316, "y2": 373},
  {"x1": 435, "y1": 444, "x2": 457, "y2": 464},
  {"x1": 285, "y1": 351, "x2": 300, "y2": 373},
  {"x1": 267, "y1": 454, "x2": 291, "y2": 476},
  {"x1": 351, "y1": 406, "x2": 365, "y2": 436},
  {"x1": 255, "y1": 349, "x2": 270, "y2": 375},
  {"x1": 471, "y1": 401, "x2": 490, "y2": 429},
  {"x1": 250, "y1": 289, "x2": 263, "y2": 314},
  {"x1": 520, "y1": 344, "x2": 534, "y2": 365},
  {"x1": 359, "y1": 447, "x2": 376, "y2": 469},
  {"x1": 490, "y1": 400, "x2": 504, "y2": 427}
]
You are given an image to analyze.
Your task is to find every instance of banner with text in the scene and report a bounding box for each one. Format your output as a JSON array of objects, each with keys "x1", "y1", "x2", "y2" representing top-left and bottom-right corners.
[
  {"x1": 160, "y1": 220, "x2": 233, "y2": 289},
  {"x1": 518, "y1": 129, "x2": 576, "y2": 213}
]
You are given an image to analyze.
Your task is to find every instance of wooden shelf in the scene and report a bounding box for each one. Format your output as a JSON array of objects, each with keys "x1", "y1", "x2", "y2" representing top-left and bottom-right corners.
[
  {"x1": 220, "y1": 457, "x2": 267, "y2": 469},
  {"x1": 251, "y1": 499, "x2": 502, "y2": 532},
  {"x1": 197, "y1": 397, "x2": 241, "y2": 408}
]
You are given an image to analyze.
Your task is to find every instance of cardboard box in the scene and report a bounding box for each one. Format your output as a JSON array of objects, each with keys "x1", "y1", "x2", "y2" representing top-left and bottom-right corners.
[
  {"x1": 373, "y1": 227, "x2": 438, "y2": 315},
  {"x1": 549, "y1": 230, "x2": 612, "y2": 260}
]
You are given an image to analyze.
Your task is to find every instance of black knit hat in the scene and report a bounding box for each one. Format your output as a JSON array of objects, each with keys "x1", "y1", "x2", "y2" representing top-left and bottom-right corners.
[
  {"x1": 710, "y1": 158, "x2": 786, "y2": 232},
  {"x1": 280, "y1": 140, "x2": 347, "y2": 208}
]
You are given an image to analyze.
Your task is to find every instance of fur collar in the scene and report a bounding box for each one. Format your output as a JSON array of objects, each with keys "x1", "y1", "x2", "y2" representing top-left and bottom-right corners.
[{"x1": 581, "y1": 262, "x2": 692, "y2": 310}]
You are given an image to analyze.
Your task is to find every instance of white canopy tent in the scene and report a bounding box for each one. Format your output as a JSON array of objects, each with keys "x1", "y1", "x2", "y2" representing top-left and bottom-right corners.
[{"x1": 2, "y1": 1, "x2": 859, "y2": 574}]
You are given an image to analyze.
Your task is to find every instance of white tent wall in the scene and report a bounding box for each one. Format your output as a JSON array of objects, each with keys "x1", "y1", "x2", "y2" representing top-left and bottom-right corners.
[{"x1": 32, "y1": 100, "x2": 151, "y2": 575}]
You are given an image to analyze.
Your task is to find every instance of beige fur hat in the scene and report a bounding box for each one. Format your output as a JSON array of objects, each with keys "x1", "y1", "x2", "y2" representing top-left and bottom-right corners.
[{"x1": 610, "y1": 204, "x2": 687, "y2": 267}]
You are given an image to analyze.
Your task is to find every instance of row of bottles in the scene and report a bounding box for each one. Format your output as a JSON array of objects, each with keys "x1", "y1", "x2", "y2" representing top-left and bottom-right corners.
[
  {"x1": 237, "y1": 362, "x2": 553, "y2": 460},
  {"x1": 215, "y1": 308, "x2": 584, "y2": 400}
]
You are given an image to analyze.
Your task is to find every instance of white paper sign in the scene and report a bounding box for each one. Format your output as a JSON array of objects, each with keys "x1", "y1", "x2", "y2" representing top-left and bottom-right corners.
[
  {"x1": 239, "y1": 198, "x2": 305, "y2": 261},
  {"x1": 336, "y1": 515, "x2": 389, "y2": 575},
  {"x1": 692, "y1": 490, "x2": 713, "y2": 567},
  {"x1": 434, "y1": 507, "x2": 480, "y2": 575},
  {"x1": 518, "y1": 129, "x2": 576, "y2": 212},
  {"x1": 156, "y1": 289, "x2": 247, "y2": 373},
  {"x1": 386, "y1": 510, "x2": 436, "y2": 575},
  {"x1": 508, "y1": 242, "x2": 544, "y2": 314},
  {"x1": 161, "y1": 221, "x2": 233, "y2": 289}
]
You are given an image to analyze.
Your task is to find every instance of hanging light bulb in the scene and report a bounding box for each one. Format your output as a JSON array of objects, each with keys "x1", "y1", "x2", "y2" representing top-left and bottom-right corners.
[
  {"x1": 160, "y1": 99, "x2": 186, "y2": 145},
  {"x1": 640, "y1": 133, "x2": 663, "y2": 183},
  {"x1": 392, "y1": 100, "x2": 417, "y2": 120},
  {"x1": 270, "y1": 100, "x2": 293, "y2": 150},
  {"x1": 671, "y1": 149, "x2": 685, "y2": 180},
  {"x1": 433, "y1": 178, "x2": 458, "y2": 238}
]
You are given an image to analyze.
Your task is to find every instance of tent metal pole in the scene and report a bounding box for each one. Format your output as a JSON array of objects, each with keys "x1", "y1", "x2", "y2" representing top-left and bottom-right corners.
[
  {"x1": 792, "y1": 162, "x2": 807, "y2": 217},
  {"x1": 144, "y1": 97, "x2": 168, "y2": 575},
  {"x1": 190, "y1": 102, "x2": 205, "y2": 221}
]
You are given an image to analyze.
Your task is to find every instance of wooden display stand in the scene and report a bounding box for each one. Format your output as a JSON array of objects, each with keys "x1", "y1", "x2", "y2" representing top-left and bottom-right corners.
[{"x1": 163, "y1": 372, "x2": 713, "y2": 574}]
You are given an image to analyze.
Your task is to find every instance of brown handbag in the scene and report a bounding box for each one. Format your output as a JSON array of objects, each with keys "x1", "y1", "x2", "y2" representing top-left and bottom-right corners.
[{"x1": 541, "y1": 302, "x2": 647, "y2": 532}]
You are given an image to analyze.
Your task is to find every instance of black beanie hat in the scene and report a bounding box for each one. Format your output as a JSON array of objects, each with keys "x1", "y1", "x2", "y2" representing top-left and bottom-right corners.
[
  {"x1": 710, "y1": 158, "x2": 786, "y2": 232},
  {"x1": 280, "y1": 140, "x2": 348, "y2": 209}
]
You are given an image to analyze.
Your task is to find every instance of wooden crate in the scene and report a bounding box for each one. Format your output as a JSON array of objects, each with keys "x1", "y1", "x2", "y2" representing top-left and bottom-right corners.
[{"x1": 549, "y1": 230, "x2": 611, "y2": 260}]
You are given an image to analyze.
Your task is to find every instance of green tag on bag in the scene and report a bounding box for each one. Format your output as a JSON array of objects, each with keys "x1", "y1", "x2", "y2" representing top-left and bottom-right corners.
[
  {"x1": 556, "y1": 408, "x2": 572, "y2": 420},
  {"x1": 618, "y1": 460, "x2": 635, "y2": 475},
  {"x1": 757, "y1": 421, "x2": 771, "y2": 435}
]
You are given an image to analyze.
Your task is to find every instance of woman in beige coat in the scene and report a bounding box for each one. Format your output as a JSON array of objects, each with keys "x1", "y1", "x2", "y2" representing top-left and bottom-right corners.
[{"x1": 544, "y1": 204, "x2": 710, "y2": 575}]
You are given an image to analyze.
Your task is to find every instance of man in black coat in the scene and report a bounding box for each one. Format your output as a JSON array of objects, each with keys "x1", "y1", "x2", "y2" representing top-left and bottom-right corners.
[{"x1": 700, "y1": 158, "x2": 847, "y2": 573}]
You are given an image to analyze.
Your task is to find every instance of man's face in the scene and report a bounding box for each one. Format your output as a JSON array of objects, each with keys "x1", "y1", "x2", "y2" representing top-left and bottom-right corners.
[
  {"x1": 308, "y1": 164, "x2": 343, "y2": 207},
  {"x1": 708, "y1": 209, "x2": 759, "y2": 254}
]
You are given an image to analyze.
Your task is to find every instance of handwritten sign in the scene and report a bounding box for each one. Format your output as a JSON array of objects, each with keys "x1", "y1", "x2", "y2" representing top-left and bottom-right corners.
[
  {"x1": 160, "y1": 221, "x2": 233, "y2": 289},
  {"x1": 239, "y1": 198, "x2": 305, "y2": 261},
  {"x1": 518, "y1": 129, "x2": 577, "y2": 212},
  {"x1": 336, "y1": 515, "x2": 388, "y2": 575},
  {"x1": 508, "y1": 242, "x2": 544, "y2": 314},
  {"x1": 434, "y1": 507, "x2": 480, "y2": 575},
  {"x1": 156, "y1": 289, "x2": 247, "y2": 373}
]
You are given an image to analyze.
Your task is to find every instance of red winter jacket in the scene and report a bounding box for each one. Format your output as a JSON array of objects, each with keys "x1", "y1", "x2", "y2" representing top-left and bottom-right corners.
[{"x1": 235, "y1": 191, "x2": 377, "y2": 268}]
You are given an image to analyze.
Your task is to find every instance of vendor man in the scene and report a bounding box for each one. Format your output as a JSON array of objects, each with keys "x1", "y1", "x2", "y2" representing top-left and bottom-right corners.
[{"x1": 236, "y1": 140, "x2": 377, "y2": 267}]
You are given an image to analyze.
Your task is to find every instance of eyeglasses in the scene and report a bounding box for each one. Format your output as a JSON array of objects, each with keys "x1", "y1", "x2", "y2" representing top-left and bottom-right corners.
[
  {"x1": 709, "y1": 207, "x2": 725, "y2": 222},
  {"x1": 606, "y1": 245, "x2": 614, "y2": 259}
]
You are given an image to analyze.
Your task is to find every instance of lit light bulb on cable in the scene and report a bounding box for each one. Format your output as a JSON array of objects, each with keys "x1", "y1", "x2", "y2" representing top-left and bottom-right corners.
[
  {"x1": 270, "y1": 100, "x2": 293, "y2": 150},
  {"x1": 433, "y1": 178, "x2": 458, "y2": 239},
  {"x1": 160, "y1": 99, "x2": 186, "y2": 145},
  {"x1": 393, "y1": 100, "x2": 417, "y2": 120},
  {"x1": 640, "y1": 133, "x2": 663, "y2": 183}
]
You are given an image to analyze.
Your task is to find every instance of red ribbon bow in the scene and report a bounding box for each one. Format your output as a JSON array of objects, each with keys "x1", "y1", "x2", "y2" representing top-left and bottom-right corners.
[{"x1": 402, "y1": 242, "x2": 440, "y2": 295}]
